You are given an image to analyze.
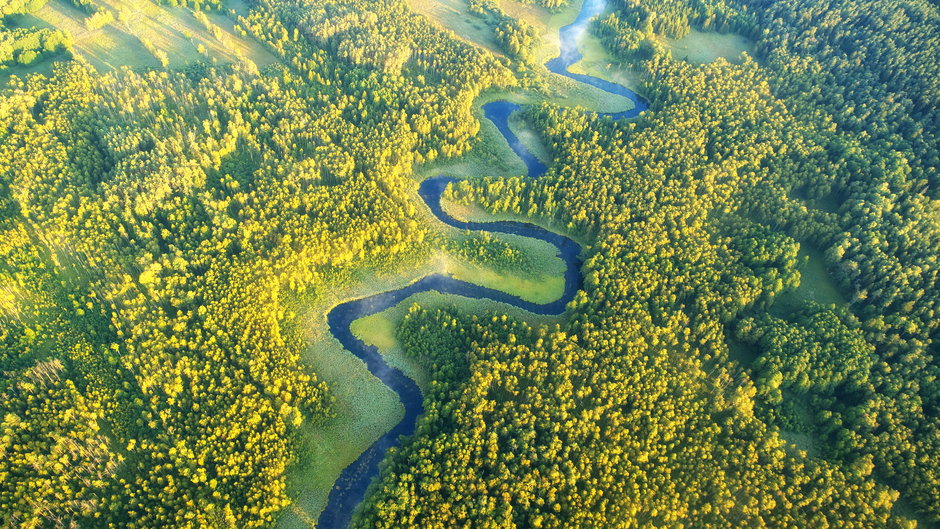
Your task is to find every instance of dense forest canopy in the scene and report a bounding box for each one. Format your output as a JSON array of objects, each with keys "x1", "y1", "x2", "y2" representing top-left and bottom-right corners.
[{"x1": 0, "y1": 0, "x2": 938, "y2": 525}]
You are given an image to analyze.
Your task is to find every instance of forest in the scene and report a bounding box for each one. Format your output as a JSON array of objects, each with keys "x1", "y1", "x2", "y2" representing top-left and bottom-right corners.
[{"x1": 0, "y1": 0, "x2": 937, "y2": 525}]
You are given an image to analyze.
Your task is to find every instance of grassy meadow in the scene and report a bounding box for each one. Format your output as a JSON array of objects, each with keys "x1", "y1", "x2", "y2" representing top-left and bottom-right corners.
[
  {"x1": 7, "y1": 0, "x2": 275, "y2": 74},
  {"x1": 662, "y1": 28, "x2": 753, "y2": 64}
]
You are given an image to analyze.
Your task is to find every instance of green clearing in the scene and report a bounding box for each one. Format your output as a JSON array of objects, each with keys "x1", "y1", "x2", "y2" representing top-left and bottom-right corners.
[
  {"x1": 531, "y1": 70, "x2": 636, "y2": 113},
  {"x1": 778, "y1": 427, "x2": 819, "y2": 459},
  {"x1": 725, "y1": 334, "x2": 758, "y2": 366},
  {"x1": 8, "y1": 0, "x2": 276, "y2": 73},
  {"x1": 893, "y1": 498, "x2": 940, "y2": 529},
  {"x1": 445, "y1": 257, "x2": 564, "y2": 303},
  {"x1": 405, "y1": 0, "x2": 504, "y2": 56},
  {"x1": 662, "y1": 29, "x2": 753, "y2": 64},
  {"x1": 406, "y1": 0, "x2": 558, "y2": 61},
  {"x1": 775, "y1": 393, "x2": 820, "y2": 457},
  {"x1": 793, "y1": 247, "x2": 847, "y2": 306},
  {"x1": 441, "y1": 229, "x2": 566, "y2": 304},
  {"x1": 0, "y1": 49, "x2": 72, "y2": 81},
  {"x1": 774, "y1": 246, "x2": 848, "y2": 315}
]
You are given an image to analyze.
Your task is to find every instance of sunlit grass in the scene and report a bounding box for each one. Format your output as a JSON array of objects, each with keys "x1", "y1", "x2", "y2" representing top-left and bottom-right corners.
[
  {"x1": 406, "y1": 0, "x2": 503, "y2": 55},
  {"x1": 8, "y1": 0, "x2": 276, "y2": 74},
  {"x1": 441, "y1": 231, "x2": 566, "y2": 305},
  {"x1": 279, "y1": 336, "x2": 404, "y2": 529}
]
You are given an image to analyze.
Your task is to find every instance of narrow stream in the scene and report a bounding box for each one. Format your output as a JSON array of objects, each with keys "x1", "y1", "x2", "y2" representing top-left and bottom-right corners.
[{"x1": 316, "y1": 1, "x2": 647, "y2": 526}]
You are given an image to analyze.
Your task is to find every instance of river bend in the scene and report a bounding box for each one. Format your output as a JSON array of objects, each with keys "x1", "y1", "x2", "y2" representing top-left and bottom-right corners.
[{"x1": 317, "y1": 1, "x2": 647, "y2": 526}]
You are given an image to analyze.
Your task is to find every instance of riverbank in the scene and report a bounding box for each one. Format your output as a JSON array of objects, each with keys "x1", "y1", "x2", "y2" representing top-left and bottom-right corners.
[{"x1": 281, "y1": 0, "x2": 649, "y2": 524}]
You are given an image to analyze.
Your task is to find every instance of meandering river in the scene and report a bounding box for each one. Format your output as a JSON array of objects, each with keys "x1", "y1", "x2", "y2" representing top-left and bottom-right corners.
[{"x1": 316, "y1": 1, "x2": 647, "y2": 526}]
